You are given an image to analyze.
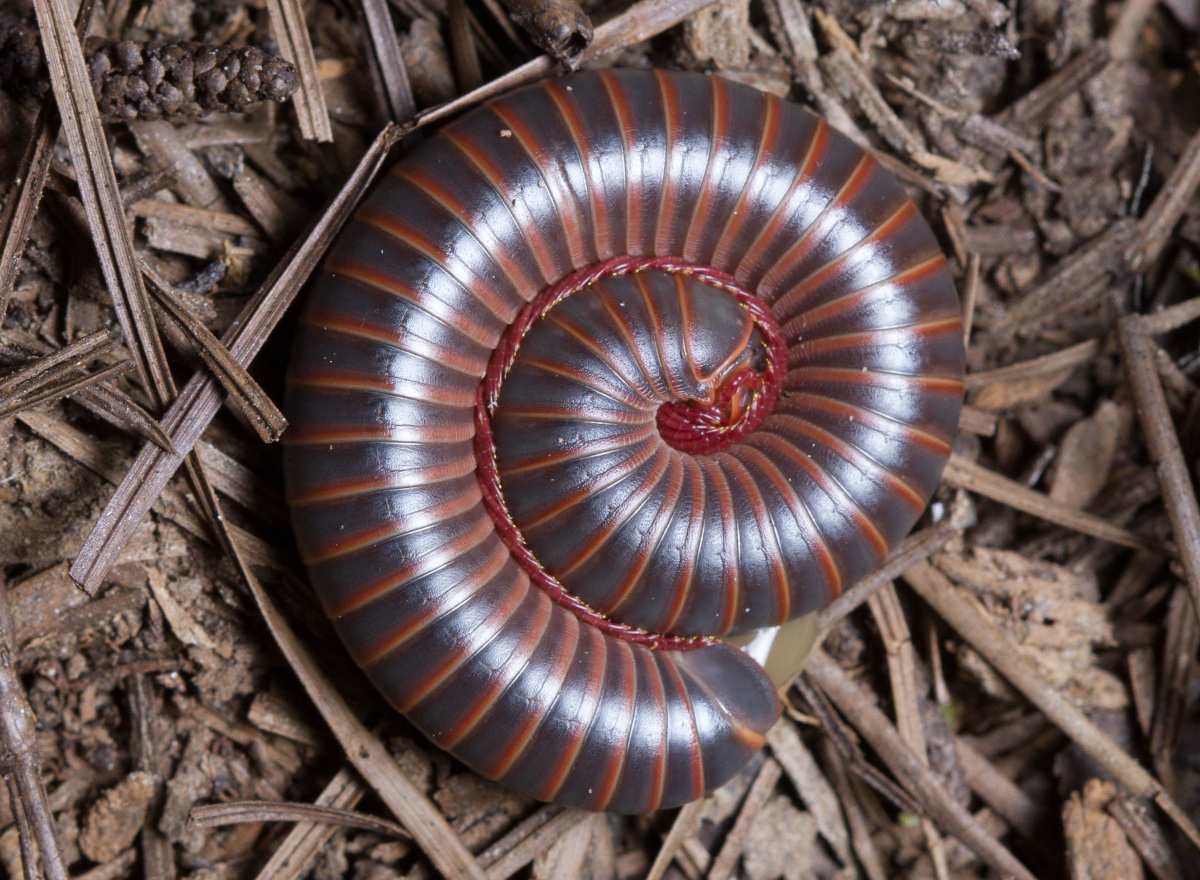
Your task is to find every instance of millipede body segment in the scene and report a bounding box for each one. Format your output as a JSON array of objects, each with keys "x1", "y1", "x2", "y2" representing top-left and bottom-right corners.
[{"x1": 283, "y1": 68, "x2": 965, "y2": 813}]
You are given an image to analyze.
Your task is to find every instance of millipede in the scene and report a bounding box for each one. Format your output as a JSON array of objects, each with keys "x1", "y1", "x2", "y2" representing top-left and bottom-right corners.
[{"x1": 283, "y1": 68, "x2": 965, "y2": 814}]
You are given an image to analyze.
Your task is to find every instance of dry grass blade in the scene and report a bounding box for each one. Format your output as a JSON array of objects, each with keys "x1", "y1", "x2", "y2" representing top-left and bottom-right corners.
[
  {"x1": 419, "y1": 0, "x2": 727, "y2": 125},
  {"x1": 266, "y1": 0, "x2": 334, "y2": 141},
  {"x1": 903, "y1": 561, "x2": 1200, "y2": 852},
  {"x1": 804, "y1": 650, "x2": 1038, "y2": 880},
  {"x1": 360, "y1": 0, "x2": 416, "y2": 123},
  {"x1": 942, "y1": 454, "x2": 1161, "y2": 551},
  {"x1": 32, "y1": 0, "x2": 174, "y2": 414},
  {"x1": 142, "y1": 264, "x2": 287, "y2": 443},
  {"x1": 190, "y1": 800, "x2": 410, "y2": 838},
  {"x1": 1118, "y1": 315, "x2": 1200, "y2": 630},
  {"x1": 216, "y1": 518, "x2": 487, "y2": 880},
  {"x1": 69, "y1": 124, "x2": 405, "y2": 594}
]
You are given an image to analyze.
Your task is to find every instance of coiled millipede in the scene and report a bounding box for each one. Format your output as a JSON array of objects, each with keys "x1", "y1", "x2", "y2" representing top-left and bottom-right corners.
[{"x1": 283, "y1": 68, "x2": 965, "y2": 814}]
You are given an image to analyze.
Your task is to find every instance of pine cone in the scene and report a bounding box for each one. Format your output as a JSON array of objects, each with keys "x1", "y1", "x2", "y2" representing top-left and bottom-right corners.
[
  {"x1": 0, "y1": 11, "x2": 298, "y2": 121},
  {"x1": 85, "y1": 38, "x2": 299, "y2": 121}
]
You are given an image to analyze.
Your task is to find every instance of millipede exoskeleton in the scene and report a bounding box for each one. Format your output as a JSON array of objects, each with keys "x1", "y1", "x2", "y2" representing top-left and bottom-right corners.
[{"x1": 283, "y1": 68, "x2": 965, "y2": 813}]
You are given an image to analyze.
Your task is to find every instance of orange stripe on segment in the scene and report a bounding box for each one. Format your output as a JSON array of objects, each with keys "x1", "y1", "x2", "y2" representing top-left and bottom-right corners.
[
  {"x1": 710, "y1": 96, "x2": 782, "y2": 271},
  {"x1": 354, "y1": 539, "x2": 510, "y2": 667},
  {"x1": 301, "y1": 483, "x2": 483, "y2": 566},
  {"x1": 436, "y1": 594, "x2": 555, "y2": 750},
  {"x1": 771, "y1": 201, "x2": 919, "y2": 322},
  {"x1": 325, "y1": 259, "x2": 499, "y2": 348},
  {"x1": 752, "y1": 421, "x2": 889, "y2": 564},
  {"x1": 785, "y1": 365, "x2": 966, "y2": 400},
  {"x1": 513, "y1": 437, "x2": 661, "y2": 532},
  {"x1": 395, "y1": 571, "x2": 528, "y2": 713},
  {"x1": 697, "y1": 457, "x2": 740, "y2": 635},
  {"x1": 598, "y1": 289, "x2": 670, "y2": 400},
  {"x1": 722, "y1": 457, "x2": 790, "y2": 623},
  {"x1": 776, "y1": 388, "x2": 954, "y2": 458},
  {"x1": 539, "y1": 629, "x2": 609, "y2": 802},
  {"x1": 787, "y1": 316, "x2": 966, "y2": 368},
  {"x1": 287, "y1": 370, "x2": 475, "y2": 407},
  {"x1": 658, "y1": 459, "x2": 705, "y2": 632},
  {"x1": 519, "y1": 354, "x2": 650, "y2": 410},
  {"x1": 300, "y1": 311, "x2": 488, "y2": 378},
  {"x1": 734, "y1": 119, "x2": 831, "y2": 285},
  {"x1": 283, "y1": 419, "x2": 473, "y2": 447},
  {"x1": 548, "y1": 311, "x2": 657, "y2": 402},
  {"x1": 589, "y1": 640, "x2": 638, "y2": 811},
  {"x1": 544, "y1": 80, "x2": 611, "y2": 261},
  {"x1": 597, "y1": 70, "x2": 641, "y2": 256},
  {"x1": 636, "y1": 651, "x2": 669, "y2": 813},
  {"x1": 735, "y1": 435, "x2": 844, "y2": 598},
  {"x1": 653, "y1": 68, "x2": 684, "y2": 256},
  {"x1": 763, "y1": 411, "x2": 927, "y2": 513},
  {"x1": 757, "y1": 152, "x2": 878, "y2": 303},
  {"x1": 682, "y1": 76, "x2": 730, "y2": 263},
  {"x1": 396, "y1": 165, "x2": 541, "y2": 299},
  {"x1": 598, "y1": 455, "x2": 685, "y2": 613},
  {"x1": 495, "y1": 423, "x2": 655, "y2": 476},
  {"x1": 441, "y1": 128, "x2": 558, "y2": 286},
  {"x1": 286, "y1": 455, "x2": 474, "y2": 507},
  {"x1": 326, "y1": 510, "x2": 497, "y2": 618},
  {"x1": 777, "y1": 254, "x2": 948, "y2": 338},
  {"x1": 357, "y1": 208, "x2": 521, "y2": 323},
  {"x1": 485, "y1": 609, "x2": 581, "y2": 779},
  {"x1": 657, "y1": 654, "x2": 705, "y2": 802},
  {"x1": 495, "y1": 406, "x2": 649, "y2": 427},
  {"x1": 488, "y1": 102, "x2": 590, "y2": 270},
  {"x1": 551, "y1": 446, "x2": 673, "y2": 578}
]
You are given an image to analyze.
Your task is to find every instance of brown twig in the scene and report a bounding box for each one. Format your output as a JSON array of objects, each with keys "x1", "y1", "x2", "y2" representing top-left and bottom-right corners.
[
  {"x1": 1130, "y1": 126, "x2": 1200, "y2": 271},
  {"x1": 0, "y1": 331, "x2": 176, "y2": 454},
  {"x1": 1118, "y1": 314, "x2": 1200, "y2": 631},
  {"x1": 942, "y1": 454, "x2": 1162, "y2": 551},
  {"x1": 0, "y1": 0, "x2": 93, "y2": 324}
]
